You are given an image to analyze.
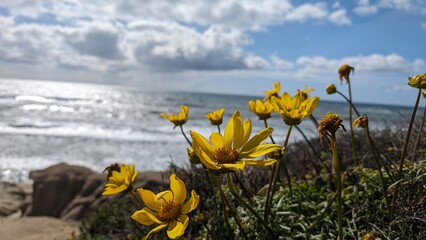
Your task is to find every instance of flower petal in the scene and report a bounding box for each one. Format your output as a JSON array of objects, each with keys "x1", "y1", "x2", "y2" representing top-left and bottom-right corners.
[
  {"x1": 190, "y1": 130, "x2": 214, "y2": 159},
  {"x1": 233, "y1": 112, "x2": 245, "y2": 149},
  {"x1": 195, "y1": 148, "x2": 220, "y2": 170},
  {"x1": 243, "y1": 159, "x2": 277, "y2": 167},
  {"x1": 142, "y1": 224, "x2": 168, "y2": 240},
  {"x1": 137, "y1": 188, "x2": 161, "y2": 210},
  {"x1": 223, "y1": 111, "x2": 236, "y2": 147},
  {"x1": 167, "y1": 215, "x2": 189, "y2": 239},
  {"x1": 242, "y1": 144, "x2": 282, "y2": 158},
  {"x1": 155, "y1": 190, "x2": 173, "y2": 203},
  {"x1": 221, "y1": 161, "x2": 246, "y2": 171},
  {"x1": 242, "y1": 119, "x2": 252, "y2": 145},
  {"x1": 102, "y1": 185, "x2": 127, "y2": 196},
  {"x1": 170, "y1": 174, "x2": 186, "y2": 204},
  {"x1": 240, "y1": 127, "x2": 274, "y2": 153},
  {"x1": 210, "y1": 132, "x2": 224, "y2": 148},
  {"x1": 181, "y1": 190, "x2": 200, "y2": 214},
  {"x1": 132, "y1": 207, "x2": 163, "y2": 225}
]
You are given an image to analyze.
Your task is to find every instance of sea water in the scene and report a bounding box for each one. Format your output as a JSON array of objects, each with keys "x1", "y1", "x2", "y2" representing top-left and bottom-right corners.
[{"x1": 0, "y1": 79, "x2": 419, "y2": 182}]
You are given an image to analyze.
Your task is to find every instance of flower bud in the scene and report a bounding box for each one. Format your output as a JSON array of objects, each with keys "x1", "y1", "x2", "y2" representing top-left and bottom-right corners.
[
  {"x1": 408, "y1": 73, "x2": 426, "y2": 89},
  {"x1": 187, "y1": 148, "x2": 201, "y2": 164},
  {"x1": 325, "y1": 84, "x2": 337, "y2": 94}
]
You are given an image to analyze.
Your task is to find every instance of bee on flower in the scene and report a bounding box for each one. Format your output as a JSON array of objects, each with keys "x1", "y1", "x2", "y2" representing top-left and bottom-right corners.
[{"x1": 131, "y1": 174, "x2": 199, "y2": 240}]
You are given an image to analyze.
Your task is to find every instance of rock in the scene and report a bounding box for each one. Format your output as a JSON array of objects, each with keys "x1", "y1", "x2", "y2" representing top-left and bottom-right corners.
[
  {"x1": 0, "y1": 181, "x2": 32, "y2": 217},
  {"x1": 29, "y1": 163, "x2": 105, "y2": 220},
  {"x1": 29, "y1": 163, "x2": 167, "y2": 221}
]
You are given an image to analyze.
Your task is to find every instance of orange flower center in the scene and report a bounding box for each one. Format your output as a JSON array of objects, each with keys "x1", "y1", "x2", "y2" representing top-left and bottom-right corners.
[
  {"x1": 158, "y1": 201, "x2": 181, "y2": 221},
  {"x1": 214, "y1": 146, "x2": 239, "y2": 164}
]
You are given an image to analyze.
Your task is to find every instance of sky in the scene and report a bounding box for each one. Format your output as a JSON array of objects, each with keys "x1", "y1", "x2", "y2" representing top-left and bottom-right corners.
[{"x1": 0, "y1": 0, "x2": 425, "y2": 106}]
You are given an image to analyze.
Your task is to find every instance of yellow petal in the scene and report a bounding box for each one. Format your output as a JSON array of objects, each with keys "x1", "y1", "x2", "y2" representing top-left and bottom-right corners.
[
  {"x1": 223, "y1": 111, "x2": 236, "y2": 147},
  {"x1": 195, "y1": 148, "x2": 221, "y2": 170},
  {"x1": 137, "y1": 188, "x2": 161, "y2": 210},
  {"x1": 221, "y1": 161, "x2": 246, "y2": 171},
  {"x1": 167, "y1": 215, "x2": 189, "y2": 239},
  {"x1": 181, "y1": 190, "x2": 200, "y2": 214},
  {"x1": 248, "y1": 100, "x2": 255, "y2": 113},
  {"x1": 244, "y1": 159, "x2": 277, "y2": 166},
  {"x1": 282, "y1": 92, "x2": 291, "y2": 105},
  {"x1": 240, "y1": 127, "x2": 273, "y2": 153},
  {"x1": 210, "y1": 132, "x2": 224, "y2": 148},
  {"x1": 142, "y1": 224, "x2": 168, "y2": 240},
  {"x1": 170, "y1": 174, "x2": 186, "y2": 205},
  {"x1": 190, "y1": 131, "x2": 214, "y2": 159},
  {"x1": 155, "y1": 190, "x2": 173, "y2": 203},
  {"x1": 242, "y1": 119, "x2": 252, "y2": 145},
  {"x1": 233, "y1": 111, "x2": 245, "y2": 149},
  {"x1": 243, "y1": 144, "x2": 282, "y2": 158},
  {"x1": 132, "y1": 207, "x2": 163, "y2": 225},
  {"x1": 102, "y1": 185, "x2": 127, "y2": 196},
  {"x1": 305, "y1": 96, "x2": 320, "y2": 115}
]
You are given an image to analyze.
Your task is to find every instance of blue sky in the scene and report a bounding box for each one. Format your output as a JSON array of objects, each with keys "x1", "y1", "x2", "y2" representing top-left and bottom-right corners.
[{"x1": 0, "y1": 0, "x2": 425, "y2": 106}]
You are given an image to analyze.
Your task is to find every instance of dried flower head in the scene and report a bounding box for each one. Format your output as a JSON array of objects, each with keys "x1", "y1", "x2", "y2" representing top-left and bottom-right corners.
[
  {"x1": 407, "y1": 73, "x2": 426, "y2": 89},
  {"x1": 318, "y1": 112, "x2": 346, "y2": 147},
  {"x1": 353, "y1": 115, "x2": 368, "y2": 129},
  {"x1": 325, "y1": 84, "x2": 337, "y2": 94},
  {"x1": 338, "y1": 64, "x2": 354, "y2": 84}
]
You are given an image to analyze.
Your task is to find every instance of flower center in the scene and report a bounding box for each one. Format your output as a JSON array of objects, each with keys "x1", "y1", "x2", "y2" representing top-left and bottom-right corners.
[
  {"x1": 158, "y1": 201, "x2": 181, "y2": 222},
  {"x1": 214, "y1": 146, "x2": 239, "y2": 164}
]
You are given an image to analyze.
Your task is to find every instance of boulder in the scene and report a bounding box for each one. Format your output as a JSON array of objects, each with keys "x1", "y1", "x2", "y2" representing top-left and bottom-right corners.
[{"x1": 0, "y1": 182, "x2": 32, "y2": 217}]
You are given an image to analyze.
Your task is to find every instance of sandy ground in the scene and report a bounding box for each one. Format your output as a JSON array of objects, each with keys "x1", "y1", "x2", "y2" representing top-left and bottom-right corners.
[{"x1": 0, "y1": 217, "x2": 79, "y2": 240}]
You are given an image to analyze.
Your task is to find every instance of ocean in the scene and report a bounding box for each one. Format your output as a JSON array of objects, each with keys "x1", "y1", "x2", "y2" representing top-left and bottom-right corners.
[{"x1": 0, "y1": 79, "x2": 419, "y2": 182}]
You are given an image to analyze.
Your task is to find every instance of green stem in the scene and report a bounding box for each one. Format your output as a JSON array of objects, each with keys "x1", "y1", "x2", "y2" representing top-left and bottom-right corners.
[
  {"x1": 411, "y1": 104, "x2": 426, "y2": 161},
  {"x1": 331, "y1": 138, "x2": 343, "y2": 240},
  {"x1": 215, "y1": 176, "x2": 249, "y2": 240},
  {"x1": 336, "y1": 91, "x2": 361, "y2": 117},
  {"x1": 226, "y1": 174, "x2": 277, "y2": 239},
  {"x1": 264, "y1": 119, "x2": 276, "y2": 144},
  {"x1": 310, "y1": 114, "x2": 319, "y2": 128},
  {"x1": 180, "y1": 125, "x2": 192, "y2": 146},
  {"x1": 365, "y1": 125, "x2": 390, "y2": 215},
  {"x1": 264, "y1": 125, "x2": 293, "y2": 220},
  {"x1": 217, "y1": 124, "x2": 221, "y2": 135},
  {"x1": 213, "y1": 176, "x2": 234, "y2": 238},
  {"x1": 307, "y1": 193, "x2": 337, "y2": 231},
  {"x1": 295, "y1": 125, "x2": 321, "y2": 175},
  {"x1": 347, "y1": 81, "x2": 359, "y2": 166},
  {"x1": 392, "y1": 88, "x2": 422, "y2": 216},
  {"x1": 129, "y1": 191, "x2": 144, "y2": 208},
  {"x1": 201, "y1": 219, "x2": 219, "y2": 240},
  {"x1": 232, "y1": 172, "x2": 254, "y2": 202}
]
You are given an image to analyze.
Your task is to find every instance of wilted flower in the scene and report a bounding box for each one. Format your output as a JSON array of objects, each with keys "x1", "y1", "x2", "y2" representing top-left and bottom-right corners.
[
  {"x1": 297, "y1": 85, "x2": 314, "y2": 100},
  {"x1": 353, "y1": 115, "x2": 368, "y2": 129},
  {"x1": 318, "y1": 112, "x2": 346, "y2": 147},
  {"x1": 407, "y1": 73, "x2": 426, "y2": 89},
  {"x1": 190, "y1": 111, "x2": 281, "y2": 173},
  {"x1": 102, "y1": 164, "x2": 138, "y2": 196},
  {"x1": 271, "y1": 92, "x2": 320, "y2": 125},
  {"x1": 161, "y1": 105, "x2": 189, "y2": 128},
  {"x1": 325, "y1": 84, "x2": 337, "y2": 94},
  {"x1": 248, "y1": 100, "x2": 274, "y2": 120},
  {"x1": 205, "y1": 108, "x2": 225, "y2": 125},
  {"x1": 264, "y1": 82, "x2": 281, "y2": 101},
  {"x1": 131, "y1": 174, "x2": 199, "y2": 240},
  {"x1": 338, "y1": 64, "x2": 354, "y2": 84}
]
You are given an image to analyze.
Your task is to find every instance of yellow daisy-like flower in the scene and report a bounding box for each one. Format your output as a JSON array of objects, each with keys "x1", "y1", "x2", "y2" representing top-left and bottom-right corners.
[
  {"x1": 205, "y1": 108, "x2": 225, "y2": 125},
  {"x1": 102, "y1": 164, "x2": 138, "y2": 196},
  {"x1": 407, "y1": 73, "x2": 426, "y2": 89},
  {"x1": 297, "y1": 85, "x2": 314, "y2": 100},
  {"x1": 160, "y1": 105, "x2": 189, "y2": 128},
  {"x1": 264, "y1": 82, "x2": 281, "y2": 101},
  {"x1": 131, "y1": 174, "x2": 199, "y2": 240},
  {"x1": 248, "y1": 100, "x2": 274, "y2": 120},
  {"x1": 338, "y1": 64, "x2": 354, "y2": 84},
  {"x1": 271, "y1": 92, "x2": 320, "y2": 125},
  {"x1": 190, "y1": 111, "x2": 281, "y2": 172},
  {"x1": 353, "y1": 116, "x2": 368, "y2": 129}
]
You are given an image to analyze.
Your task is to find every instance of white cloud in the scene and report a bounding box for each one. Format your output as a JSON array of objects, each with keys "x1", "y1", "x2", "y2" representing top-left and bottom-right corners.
[
  {"x1": 284, "y1": 3, "x2": 328, "y2": 22},
  {"x1": 328, "y1": 9, "x2": 352, "y2": 25},
  {"x1": 354, "y1": 0, "x2": 422, "y2": 16}
]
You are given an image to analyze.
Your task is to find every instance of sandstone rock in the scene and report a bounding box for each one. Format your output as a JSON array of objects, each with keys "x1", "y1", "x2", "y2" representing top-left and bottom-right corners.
[{"x1": 0, "y1": 181, "x2": 32, "y2": 217}]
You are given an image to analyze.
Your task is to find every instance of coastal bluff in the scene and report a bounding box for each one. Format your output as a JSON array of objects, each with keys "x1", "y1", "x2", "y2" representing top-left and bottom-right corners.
[{"x1": 0, "y1": 163, "x2": 166, "y2": 239}]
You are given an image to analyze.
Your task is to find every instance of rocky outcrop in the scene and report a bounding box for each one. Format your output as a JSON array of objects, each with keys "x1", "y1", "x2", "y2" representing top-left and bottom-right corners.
[{"x1": 0, "y1": 182, "x2": 32, "y2": 217}]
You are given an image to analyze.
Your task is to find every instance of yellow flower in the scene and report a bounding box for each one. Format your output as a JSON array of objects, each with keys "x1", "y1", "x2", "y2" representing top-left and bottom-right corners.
[
  {"x1": 297, "y1": 85, "x2": 314, "y2": 100},
  {"x1": 187, "y1": 147, "x2": 201, "y2": 164},
  {"x1": 362, "y1": 232, "x2": 376, "y2": 240},
  {"x1": 205, "y1": 108, "x2": 225, "y2": 125},
  {"x1": 190, "y1": 111, "x2": 281, "y2": 172},
  {"x1": 338, "y1": 64, "x2": 354, "y2": 83},
  {"x1": 271, "y1": 92, "x2": 320, "y2": 125},
  {"x1": 407, "y1": 73, "x2": 426, "y2": 89},
  {"x1": 325, "y1": 84, "x2": 337, "y2": 94},
  {"x1": 264, "y1": 81, "x2": 281, "y2": 101},
  {"x1": 353, "y1": 116, "x2": 368, "y2": 129},
  {"x1": 248, "y1": 100, "x2": 274, "y2": 120},
  {"x1": 102, "y1": 164, "x2": 138, "y2": 196},
  {"x1": 161, "y1": 105, "x2": 189, "y2": 128},
  {"x1": 131, "y1": 174, "x2": 199, "y2": 240}
]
